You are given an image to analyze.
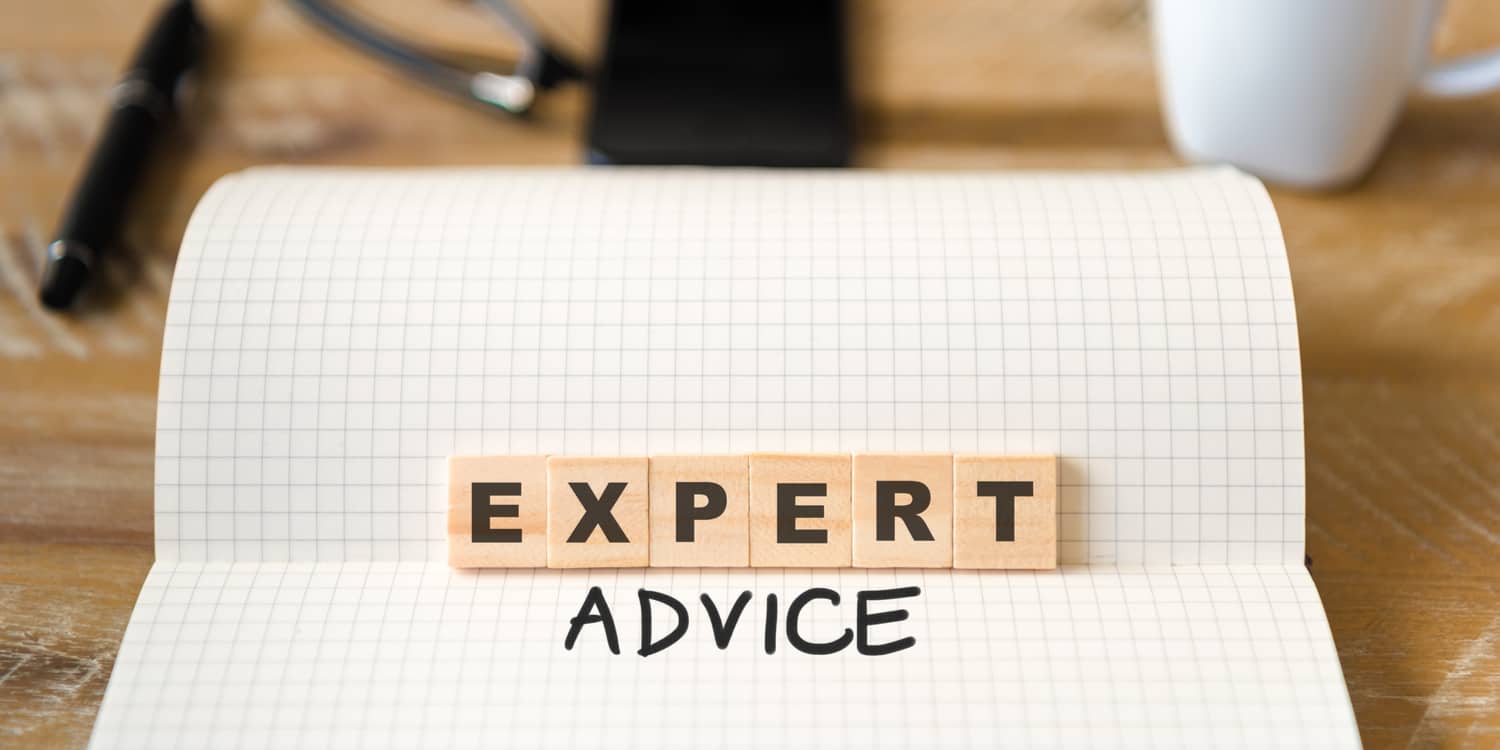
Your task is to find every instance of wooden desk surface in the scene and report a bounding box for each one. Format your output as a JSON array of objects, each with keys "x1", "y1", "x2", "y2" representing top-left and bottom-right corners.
[{"x1": 3, "y1": 1, "x2": 1499, "y2": 746}]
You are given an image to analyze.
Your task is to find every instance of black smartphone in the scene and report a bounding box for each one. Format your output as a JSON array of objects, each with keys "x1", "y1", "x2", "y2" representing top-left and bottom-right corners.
[{"x1": 585, "y1": 0, "x2": 850, "y2": 167}]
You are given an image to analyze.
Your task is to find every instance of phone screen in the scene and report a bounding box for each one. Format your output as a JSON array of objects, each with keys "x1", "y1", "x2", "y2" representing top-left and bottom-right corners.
[{"x1": 586, "y1": 0, "x2": 850, "y2": 167}]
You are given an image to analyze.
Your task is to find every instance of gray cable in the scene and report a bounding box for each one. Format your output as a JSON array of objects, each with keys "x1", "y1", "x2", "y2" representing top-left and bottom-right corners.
[{"x1": 286, "y1": 0, "x2": 580, "y2": 114}]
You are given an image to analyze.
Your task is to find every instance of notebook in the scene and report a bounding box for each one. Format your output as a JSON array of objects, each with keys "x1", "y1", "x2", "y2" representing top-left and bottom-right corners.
[{"x1": 90, "y1": 167, "x2": 1359, "y2": 748}]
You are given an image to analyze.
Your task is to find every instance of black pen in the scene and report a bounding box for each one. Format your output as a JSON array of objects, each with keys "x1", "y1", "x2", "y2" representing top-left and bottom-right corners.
[{"x1": 39, "y1": 0, "x2": 205, "y2": 310}]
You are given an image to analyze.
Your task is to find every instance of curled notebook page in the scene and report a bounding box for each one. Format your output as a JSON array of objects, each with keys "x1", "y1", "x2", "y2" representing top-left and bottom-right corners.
[{"x1": 92, "y1": 168, "x2": 1357, "y2": 748}]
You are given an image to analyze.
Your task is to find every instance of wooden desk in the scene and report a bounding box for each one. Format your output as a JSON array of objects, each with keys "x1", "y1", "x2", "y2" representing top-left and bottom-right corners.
[{"x1": 3, "y1": 1, "x2": 1498, "y2": 746}]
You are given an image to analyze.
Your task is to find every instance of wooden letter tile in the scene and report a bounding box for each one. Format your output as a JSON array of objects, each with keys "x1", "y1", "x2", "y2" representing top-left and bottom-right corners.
[
  {"x1": 650, "y1": 454, "x2": 749, "y2": 567},
  {"x1": 952, "y1": 454, "x2": 1057, "y2": 569},
  {"x1": 749, "y1": 453, "x2": 851, "y2": 567},
  {"x1": 447, "y1": 455, "x2": 548, "y2": 568},
  {"x1": 547, "y1": 456, "x2": 650, "y2": 568},
  {"x1": 852, "y1": 453, "x2": 953, "y2": 568}
]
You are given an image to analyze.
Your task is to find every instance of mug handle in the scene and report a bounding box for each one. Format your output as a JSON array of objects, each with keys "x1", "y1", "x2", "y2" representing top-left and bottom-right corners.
[{"x1": 1421, "y1": 49, "x2": 1500, "y2": 97}]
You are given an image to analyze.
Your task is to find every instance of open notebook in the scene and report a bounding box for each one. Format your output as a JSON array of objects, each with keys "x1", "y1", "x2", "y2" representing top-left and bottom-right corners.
[{"x1": 90, "y1": 167, "x2": 1358, "y2": 748}]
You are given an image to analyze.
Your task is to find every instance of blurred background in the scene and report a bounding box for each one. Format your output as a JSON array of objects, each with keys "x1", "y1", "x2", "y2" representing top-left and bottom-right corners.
[{"x1": 4, "y1": 1, "x2": 1500, "y2": 747}]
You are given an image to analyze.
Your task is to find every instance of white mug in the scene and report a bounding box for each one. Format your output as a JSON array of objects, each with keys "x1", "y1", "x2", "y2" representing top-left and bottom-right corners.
[{"x1": 1151, "y1": 0, "x2": 1500, "y2": 188}]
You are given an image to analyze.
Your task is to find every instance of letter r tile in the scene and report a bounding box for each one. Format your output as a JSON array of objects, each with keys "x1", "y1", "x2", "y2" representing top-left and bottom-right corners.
[
  {"x1": 447, "y1": 455, "x2": 548, "y2": 568},
  {"x1": 852, "y1": 453, "x2": 953, "y2": 568}
]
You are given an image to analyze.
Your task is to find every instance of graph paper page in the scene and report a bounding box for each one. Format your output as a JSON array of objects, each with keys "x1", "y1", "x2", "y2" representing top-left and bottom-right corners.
[{"x1": 91, "y1": 168, "x2": 1356, "y2": 747}]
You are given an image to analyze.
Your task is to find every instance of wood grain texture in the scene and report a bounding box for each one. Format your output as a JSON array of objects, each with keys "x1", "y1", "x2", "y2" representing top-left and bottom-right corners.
[
  {"x1": 545, "y1": 456, "x2": 649, "y2": 568},
  {"x1": 447, "y1": 455, "x2": 549, "y2": 568},
  {"x1": 3, "y1": 0, "x2": 1500, "y2": 746},
  {"x1": 649, "y1": 454, "x2": 750, "y2": 568},
  {"x1": 952, "y1": 455, "x2": 1058, "y2": 570},
  {"x1": 0, "y1": 544, "x2": 153, "y2": 748},
  {"x1": 749, "y1": 453, "x2": 853, "y2": 567},
  {"x1": 852, "y1": 452, "x2": 954, "y2": 568}
]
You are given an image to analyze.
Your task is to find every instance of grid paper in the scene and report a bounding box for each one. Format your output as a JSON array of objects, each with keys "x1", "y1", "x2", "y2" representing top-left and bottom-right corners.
[
  {"x1": 90, "y1": 167, "x2": 1355, "y2": 747},
  {"x1": 91, "y1": 565, "x2": 1354, "y2": 749},
  {"x1": 152, "y1": 167, "x2": 1304, "y2": 567}
]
